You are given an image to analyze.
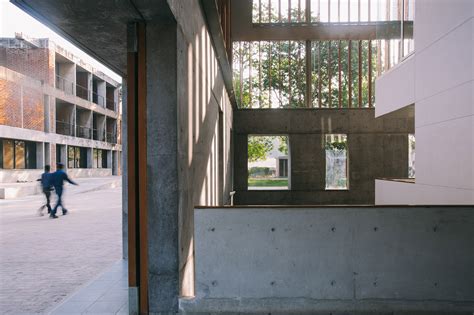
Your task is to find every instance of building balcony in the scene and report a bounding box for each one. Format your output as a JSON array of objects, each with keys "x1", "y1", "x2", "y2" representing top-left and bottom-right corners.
[
  {"x1": 76, "y1": 125, "x2": 92, "y2": 139},
  {"x1": 106, "y1": 132, "x2": 117, "y2": 144},
  {"x1": 76, "y1": 83, "x2": 90, "y2": 101},
  {"x1": 55, "y1": 75, "x2": 74, "y2": 95},
  {"x1": 56, "y1": 120, "x2": 74, "y2": 136}
]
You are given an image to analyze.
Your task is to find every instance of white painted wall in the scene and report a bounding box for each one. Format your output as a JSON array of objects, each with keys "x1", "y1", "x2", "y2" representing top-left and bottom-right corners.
[
  {"x1": 376, "y1": 0, "x2": 474, "y2": 205},
  {"x1": 375, "y1": 56, "x2": 415, "y2": 117}
]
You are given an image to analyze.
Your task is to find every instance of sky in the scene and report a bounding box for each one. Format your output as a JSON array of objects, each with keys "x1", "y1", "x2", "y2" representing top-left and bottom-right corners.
[{"x1": 0, "y1": 0, "x2": 122, "y2": 82}]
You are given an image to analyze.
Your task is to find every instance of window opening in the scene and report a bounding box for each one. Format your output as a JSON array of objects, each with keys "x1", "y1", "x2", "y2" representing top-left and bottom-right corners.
[
  {"x1": 408, "y1": 134, "x2": 415, "y2": 178},
  {"x1": 325, "y1": 134, "x2": 348, "y2": 189},
  {"x1": 248, "y1": 135, "x2": 289, "y2": 190}
]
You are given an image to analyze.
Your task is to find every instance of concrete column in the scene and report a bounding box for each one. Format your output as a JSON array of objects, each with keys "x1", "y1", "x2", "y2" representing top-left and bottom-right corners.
[
  {"x1": 121, "y1": 79, "x2": 128, "y2": 260},
  {"x1": 107, "y1": 150, "x2": 112, "y2": 170},
  {"x1": 290, "y1": 134, "x2": 325, "y2": 190},
  {"x1": 233, "y1": 133, "x2": 248, "y2": 191},
  {"x1": 36, "y1": 142, "x2": 44, "y2": 169},
  {"x1": 43, "y1": 95, "x2": 50, "y2": 132},
  {"x1": 146, "y1": 20, "x2": 179, "y2": 313},
  {"x1": 86, "y1": 148, "x2": 93, "y2": 168},
  {"x1": 98, "y1": 81, "x2": 106, "y2": 107}
]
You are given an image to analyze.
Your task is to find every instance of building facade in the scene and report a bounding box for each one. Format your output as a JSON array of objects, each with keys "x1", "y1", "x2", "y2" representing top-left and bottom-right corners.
[{"x1": 0, "y1": 34, "x2": 122, "y2": 184}]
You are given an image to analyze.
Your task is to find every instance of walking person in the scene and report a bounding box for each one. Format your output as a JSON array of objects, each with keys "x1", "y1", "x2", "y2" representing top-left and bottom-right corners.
[
  {"x1": 37, "y1": 165, "x2": 53, "y2": 216},
  {"x1": 50, "y1": 163, "x2": 78, "y2": 219}
]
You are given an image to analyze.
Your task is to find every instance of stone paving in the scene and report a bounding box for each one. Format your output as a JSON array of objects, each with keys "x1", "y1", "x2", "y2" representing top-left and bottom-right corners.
[{"x1": 0, "y1": 177, "x2": 122, "y2": 315}]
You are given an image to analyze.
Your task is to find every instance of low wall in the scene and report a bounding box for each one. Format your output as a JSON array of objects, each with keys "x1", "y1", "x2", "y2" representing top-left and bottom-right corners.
[
  {"x1": 0, "y1": 169, "x2": 43, "y2": 183},
  {"x1": 182, "y1": 206, "x2": 474, "y2": 313},
  {"x1": 67, "y1": 168, "x2": 112, "y2": 178}
]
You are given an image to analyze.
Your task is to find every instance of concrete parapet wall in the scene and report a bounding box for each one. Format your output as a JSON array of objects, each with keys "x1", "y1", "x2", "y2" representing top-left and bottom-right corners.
[
  {"x1": 185, "y1": 206, "x2": 474, "y2": 313},
  {"x1": 68, "y1": 168, "x2": 112, "y2": 178}
]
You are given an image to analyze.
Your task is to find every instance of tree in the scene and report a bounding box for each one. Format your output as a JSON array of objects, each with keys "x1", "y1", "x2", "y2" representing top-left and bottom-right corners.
[
  {"x1": 278, "y1": 136, "x2": 288, "y2": 155},
  {"x1": 233, "y1": 37, "x2": 376, "y2": 109},
  {"x1": 248, "y1": 136, "x2": 274, "y2": 162}
]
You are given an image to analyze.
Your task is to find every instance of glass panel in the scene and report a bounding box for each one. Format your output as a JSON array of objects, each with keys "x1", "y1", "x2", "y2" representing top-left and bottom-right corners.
[
  {"x1": 68, "y1": 146, "x2": 75, "y2": 169},
  {"x1": 15, "y1": 141, "x2": 25, "y2": 169},
  {"x1": 3, "y1": 139, "x2": 14, "y2": 169},
  {"x1": 325, "y1": 134, "x2": 348, "y2": 189},
  {"x1": 98, "y1": 149, "x2": 103, "y2": 168},
  {"x1": 408, "y1": 134, "x2": 415, "y2": 178},
  {"x1": 248, "y1": 135, "x2": 289, "y2": 190},
  {"x1": 403, "y1": 0, "x2": 415, "y2": 57}
]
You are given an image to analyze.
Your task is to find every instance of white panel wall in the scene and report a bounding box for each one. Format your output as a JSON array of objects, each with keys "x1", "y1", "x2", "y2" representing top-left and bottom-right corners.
[
  {"x1": 376, "y1": 0, "x2": 474, "y2": 205},
  {"x1": 375, "y1": 56, "x2": 415, "y2": 117},
  {"x1": 375, "y1": 180, "x2": 474, "y2": 205}
]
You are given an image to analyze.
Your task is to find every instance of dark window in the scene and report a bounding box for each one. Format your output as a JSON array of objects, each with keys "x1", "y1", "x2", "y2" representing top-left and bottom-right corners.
[
  {"x1": 56, "y1": 145, "x2": 62, "y2": 165},
  {"x1": 68, "y1": 146, "x2": 75, "y2": 168},
  {"x1": 1, "y1": 139, "x2": 38, "y2": 169},
  {"x1": 25, "y1": 142, "x2": 37, "y2": 169},
  {"x1": 102, "y1": 150, "x2": 108, "y2": 168},
  {"x1": 79, "y1": 147, "x2": 88, "y2": 168},
  {"x1": 15, "y1": 141, "x2": 25, "y2": 169},
  {"x1": 1, "y1": 139, "x2": 14, "y2": 169}
]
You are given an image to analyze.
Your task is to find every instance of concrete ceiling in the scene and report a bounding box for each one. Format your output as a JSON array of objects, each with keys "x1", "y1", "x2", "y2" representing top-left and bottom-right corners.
[{"x1": 11, "y1": 0, "x2": 173, "y2": 77}]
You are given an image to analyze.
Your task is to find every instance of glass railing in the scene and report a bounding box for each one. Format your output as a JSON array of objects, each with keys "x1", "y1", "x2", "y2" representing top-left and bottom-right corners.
[
  {"x1": 106, "y1": 98, "x2": 116, "y2": 111},
  {"x1": 106, "y1": 132, "x2": 117, "y2": 144},
  {"x1": 76, "y1": 83, "x2": 90, "y2": 101},
  {"x1": 56, "y1": 120, "x2": 74, "y2": 136},
  {"x1": 92, "y1": 128, "x2": 106, "y2": 141},
  {"x1": 93, "y1": 92, "x2": 105, "y2": 107},
  {"x1": 76, "y1": 125, "x2": 92, "y2": 139},
  {"x1": 55, "y1": 75, "x2": 74, "y2": 95}
]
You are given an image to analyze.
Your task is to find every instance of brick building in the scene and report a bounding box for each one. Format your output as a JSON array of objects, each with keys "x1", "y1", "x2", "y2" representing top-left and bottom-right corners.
[{"x1": 0, "y1": 34, "x2": 121, "y2": 185}]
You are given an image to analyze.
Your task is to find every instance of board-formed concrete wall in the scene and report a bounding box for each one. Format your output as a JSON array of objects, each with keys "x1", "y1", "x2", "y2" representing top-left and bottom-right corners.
[
  {"x1": 233, "y1": 108, "x2": 414, "y2": 205},
  {"x1": 182, "y1": 206, "x2": 474, "y2": 313}
]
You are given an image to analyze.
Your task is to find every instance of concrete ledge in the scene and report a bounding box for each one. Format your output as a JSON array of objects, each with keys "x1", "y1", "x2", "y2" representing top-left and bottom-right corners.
[{"x1": 0, "y1": 184, "x2": 41, "y2": 199}]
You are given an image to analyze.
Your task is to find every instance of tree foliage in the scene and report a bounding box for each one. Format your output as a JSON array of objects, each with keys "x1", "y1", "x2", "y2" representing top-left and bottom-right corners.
[
  {"x1": 233, "y1": 39, "x2": 376, "y2": 109},
  {"x1": 248, "y1": 136, "x2": 274, "y2": 162}
]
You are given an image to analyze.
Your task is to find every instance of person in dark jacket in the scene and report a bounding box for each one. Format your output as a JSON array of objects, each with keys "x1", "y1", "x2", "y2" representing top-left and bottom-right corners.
[
  {"x1": 50, "y1": 163, "x2": 78, "y2": 219},
  {"x1": 37, "y1": 165, "x2": 53, "y2": 216}
]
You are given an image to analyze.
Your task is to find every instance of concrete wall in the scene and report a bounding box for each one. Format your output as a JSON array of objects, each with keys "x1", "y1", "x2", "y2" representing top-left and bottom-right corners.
[
  {"x1": 68, "y1": 168, "x2": 111, "y2": 178},
  {"x1": 375, "y1": 0, "x2": 474, "y2": 205},
  {"x1": 233, "y1": 108, "x2": 413, "y2": 205},
  {"x1": 162, "y1": 0, "x2": 234, "y2": 299},
  {"x1": 183, "y1": 206, "x2": 474, "y2": 313}
]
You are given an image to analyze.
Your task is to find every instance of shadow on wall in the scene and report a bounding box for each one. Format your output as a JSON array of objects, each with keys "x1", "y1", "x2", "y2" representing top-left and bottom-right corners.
[{"x1": 177, "y1": 19, "x2": 233, "y2": 297}]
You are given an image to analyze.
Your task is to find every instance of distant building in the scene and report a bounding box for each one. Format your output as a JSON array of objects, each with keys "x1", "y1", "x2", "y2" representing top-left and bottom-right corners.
[{"x1": 0, "y1": 34, "x2": 121, "y2": 183}]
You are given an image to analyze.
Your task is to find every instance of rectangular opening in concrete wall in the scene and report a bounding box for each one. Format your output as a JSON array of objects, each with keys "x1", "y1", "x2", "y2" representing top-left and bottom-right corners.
[
  {"x1": 0, "y1": 138, "x2": 39, "y2": 169},
  {"x1": 408, "y1": 133, "x2": 415, "y2": 179},
  {"x1": 248, "y1": 135, "x2": 289, "y2": 190},
  {"x1": 325, "y1": 134, "x2": 348, "y2": 189}
]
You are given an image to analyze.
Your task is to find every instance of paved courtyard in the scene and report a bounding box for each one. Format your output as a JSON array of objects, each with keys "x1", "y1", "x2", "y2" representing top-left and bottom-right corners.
[{"x1": 0, "y1": 177, "x2": 123, "y2": 315}]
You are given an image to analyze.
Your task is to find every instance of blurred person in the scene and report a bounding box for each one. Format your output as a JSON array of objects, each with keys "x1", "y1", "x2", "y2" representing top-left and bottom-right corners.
[
  {"x1": 50, "y1": 163, "x2": 78, "y2": 219},
  {"x1": 37, "y1": 165, "x2": 53, "y2": 216}
]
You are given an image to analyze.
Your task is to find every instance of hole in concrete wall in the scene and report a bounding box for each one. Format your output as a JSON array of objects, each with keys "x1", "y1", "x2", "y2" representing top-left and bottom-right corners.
[
  {"x1": 248, "y1": 135, "x2": 289, "y2": 190},
  {"x1": 325, "y1": 134, "x2": 348, "y2": 190}
]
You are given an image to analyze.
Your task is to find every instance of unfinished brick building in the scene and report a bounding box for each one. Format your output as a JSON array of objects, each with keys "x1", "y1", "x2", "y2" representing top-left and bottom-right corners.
[{"x1": 0, "y1": 34, "x2": 121, "y2": 197}]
